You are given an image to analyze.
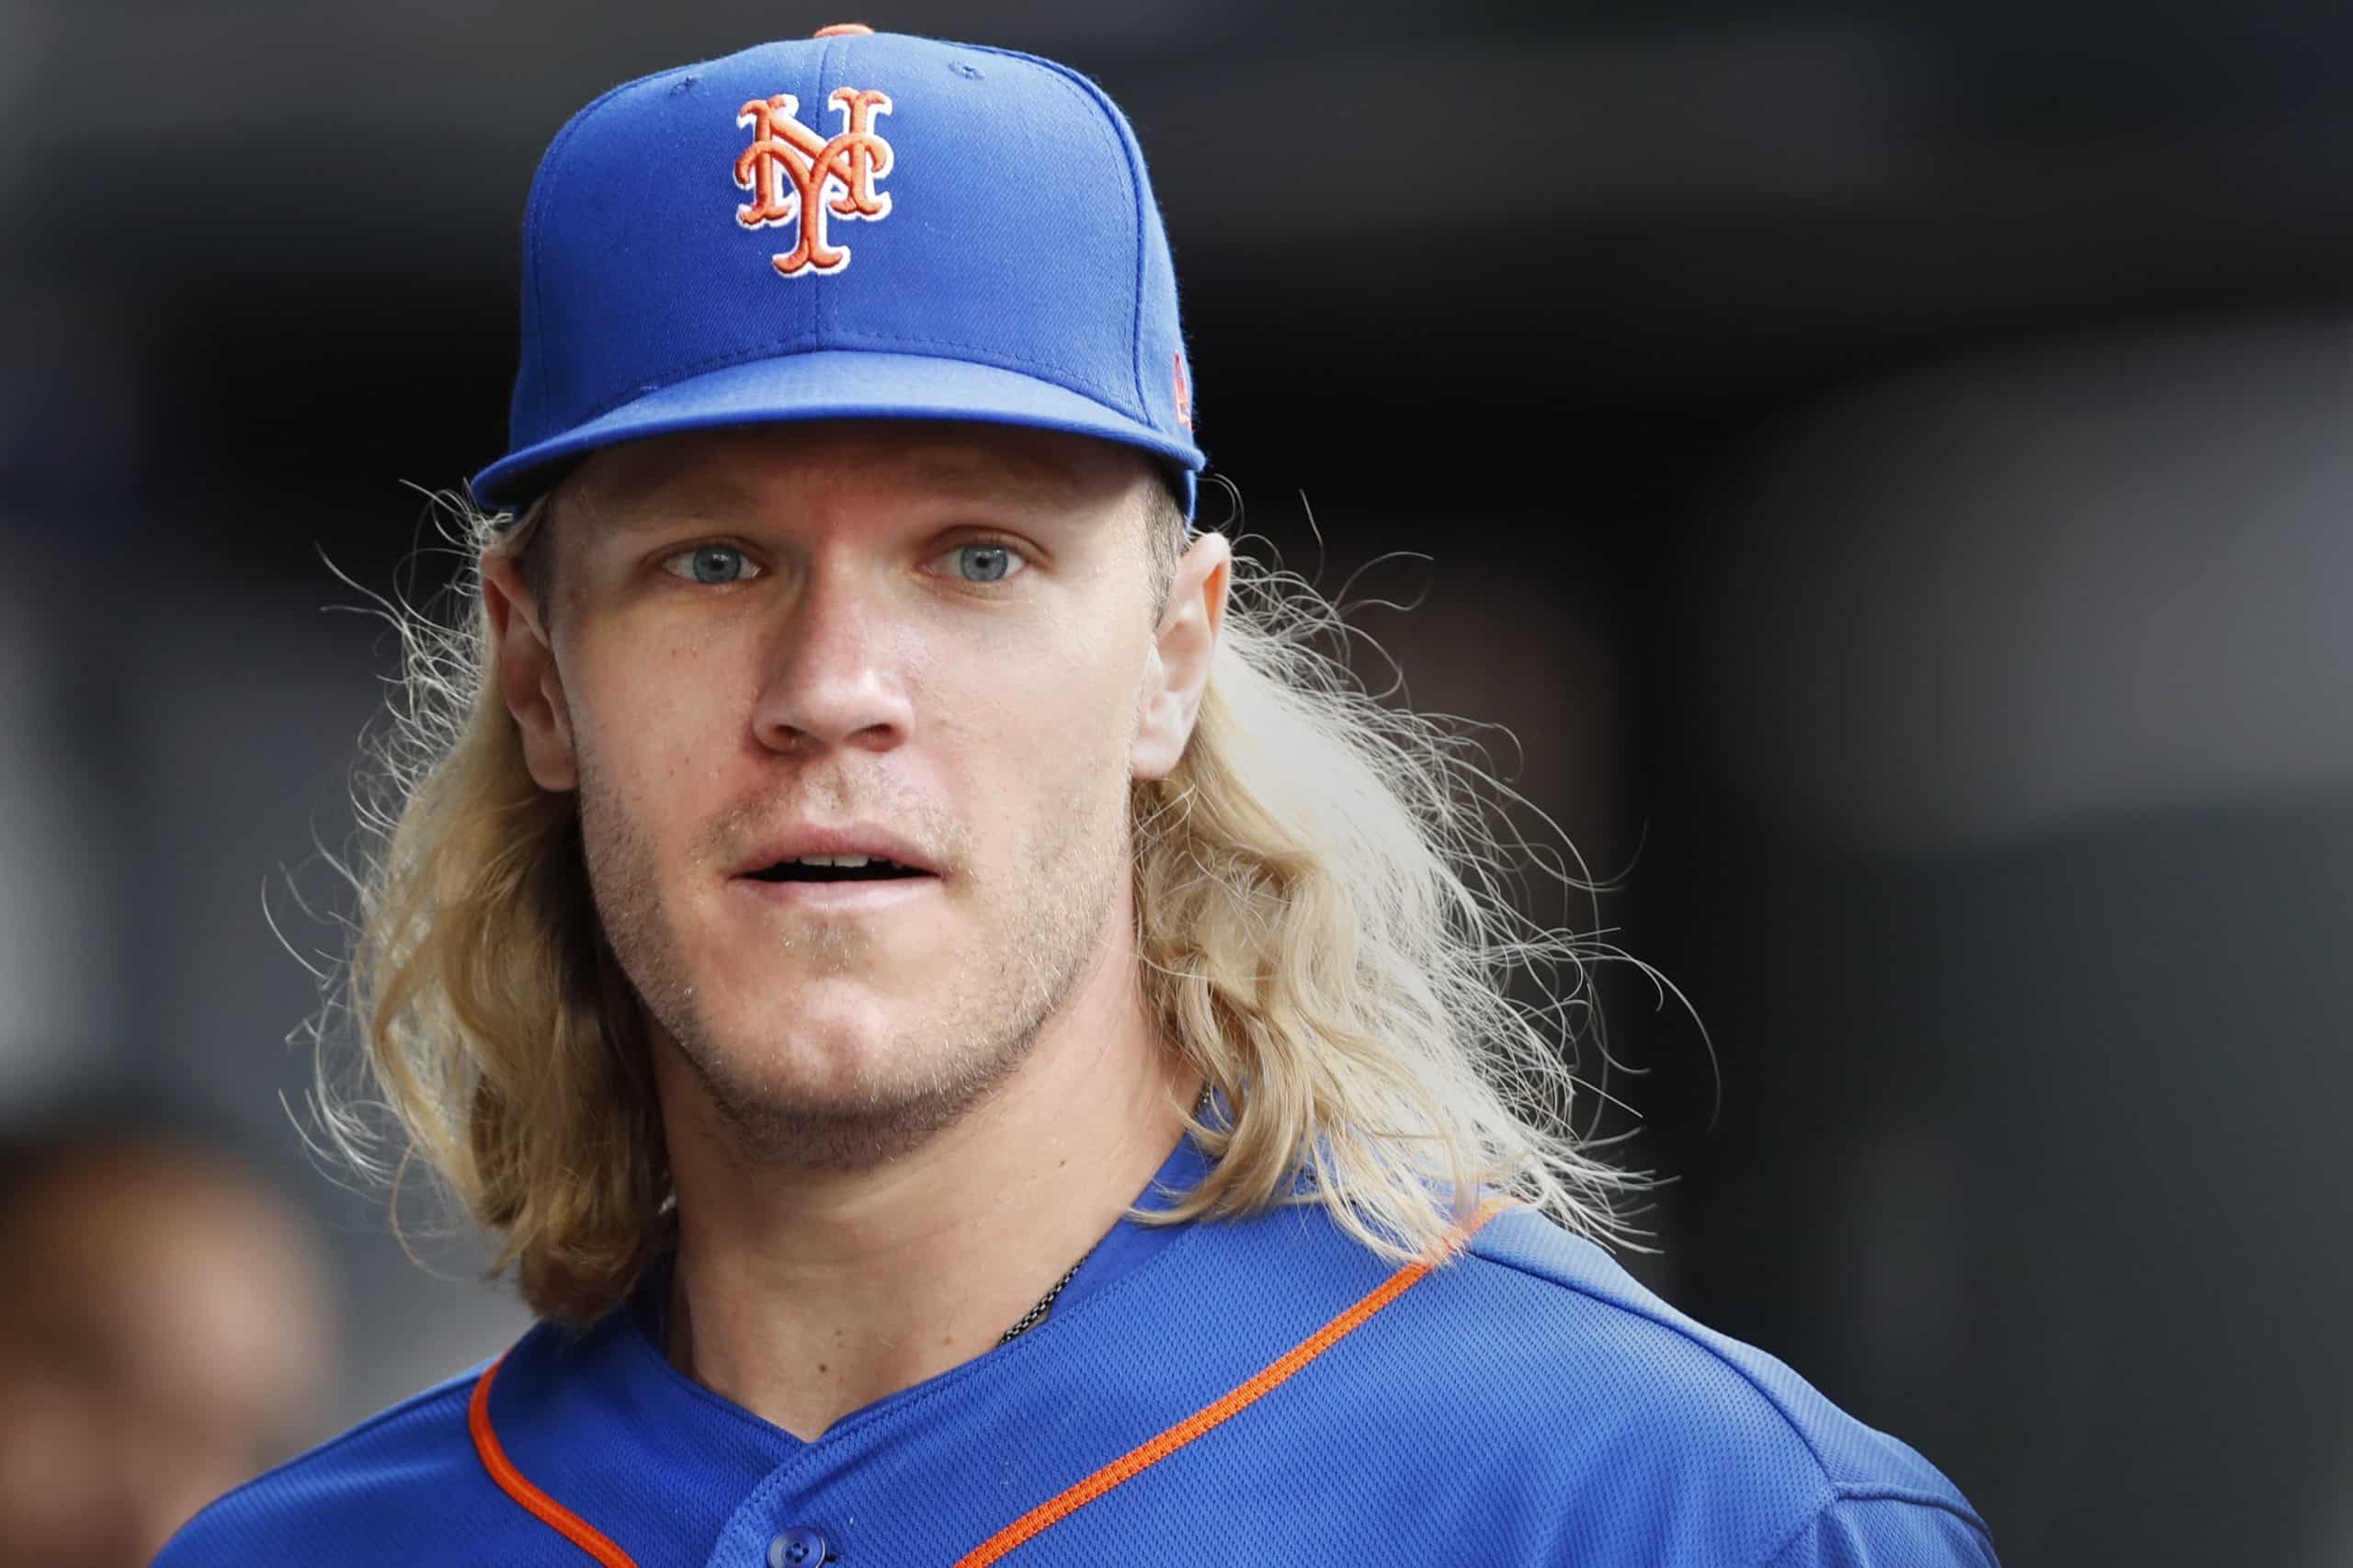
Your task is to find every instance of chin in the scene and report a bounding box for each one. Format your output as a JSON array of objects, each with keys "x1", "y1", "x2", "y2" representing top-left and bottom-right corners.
[
  {"x1": 709, "y1": 988, "x2": 906, "y2": 1092},
  {"x1": 667, "y1": 986, "x2": 1046, "y2": 1168}
]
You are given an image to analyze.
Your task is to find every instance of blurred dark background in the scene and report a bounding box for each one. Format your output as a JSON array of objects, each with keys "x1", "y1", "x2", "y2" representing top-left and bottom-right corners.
[{"x1": 6, "y1": 3, "x2": 2351, "y2": 1562}]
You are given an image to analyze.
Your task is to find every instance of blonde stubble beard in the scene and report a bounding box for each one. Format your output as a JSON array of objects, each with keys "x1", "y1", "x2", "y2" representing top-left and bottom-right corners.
[{"x1": 576, "y1": 748, "x2": 1130, "y2": 1171}]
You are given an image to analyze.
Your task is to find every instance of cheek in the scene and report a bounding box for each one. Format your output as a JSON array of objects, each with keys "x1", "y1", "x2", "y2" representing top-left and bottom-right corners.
[
  {"x1": 566, "y1": 628, "x2": 749, "y2": 829},
  {"x1": 924, "y1": 611, "x2": 1140, "y2": 769}
]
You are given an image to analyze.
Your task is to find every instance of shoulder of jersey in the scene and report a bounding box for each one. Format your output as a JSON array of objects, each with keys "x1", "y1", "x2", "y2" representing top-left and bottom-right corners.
[
  {"x1": 150, "y1": 1363, "x2": 495, "y2": 1566},
  {"x1": 150, "y1": 1207, "x2": 1999, "y2": 1568},
  {"x1": 1404, "y1": 1204, "x2": 1998, "y2": 1564}
]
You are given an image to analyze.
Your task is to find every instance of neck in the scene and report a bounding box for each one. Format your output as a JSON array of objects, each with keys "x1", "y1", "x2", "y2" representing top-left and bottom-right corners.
[{"x1": 654, "y1": 930, "x2": 1196, "y2": 1442}]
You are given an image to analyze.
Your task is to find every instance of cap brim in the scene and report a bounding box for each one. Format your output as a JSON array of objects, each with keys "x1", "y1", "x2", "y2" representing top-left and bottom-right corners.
[{"x1": 471, "y1": 349, "x2": 1205, "y2": 515}]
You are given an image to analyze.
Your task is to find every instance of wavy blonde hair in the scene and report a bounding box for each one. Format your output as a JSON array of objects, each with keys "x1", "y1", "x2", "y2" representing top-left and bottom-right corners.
[{"x1": 323, "y1": 478, "x2": 1654, "y2": 1324}]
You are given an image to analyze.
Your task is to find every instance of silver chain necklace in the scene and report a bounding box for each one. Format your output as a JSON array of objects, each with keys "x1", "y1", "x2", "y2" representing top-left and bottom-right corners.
[
  {"x1": 995, "y1": 1246, "x2": 1095, "y2": 1346},
  {"x1": 996, "y1": 1085, "x2": 1212, "y2": 1346}
]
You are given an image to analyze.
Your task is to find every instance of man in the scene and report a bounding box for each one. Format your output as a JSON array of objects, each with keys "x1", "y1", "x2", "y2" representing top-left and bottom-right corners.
[
  {"x1": 0, "y1": 1120, "x2": 332, "y2": 1568},
  {"x1": 160, "y1": 26, "x2": 1995, "y2": 1567}
]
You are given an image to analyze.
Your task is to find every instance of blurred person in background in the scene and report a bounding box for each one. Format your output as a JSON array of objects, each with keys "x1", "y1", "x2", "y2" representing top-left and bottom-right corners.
[{"x1": 0, "y1": 1117, "x2": 333, "y2": 1568}]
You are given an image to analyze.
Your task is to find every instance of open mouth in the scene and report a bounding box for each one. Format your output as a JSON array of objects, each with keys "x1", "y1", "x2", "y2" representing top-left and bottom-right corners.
[{"x1": 743, "y1": 855, "x2": 932, "y2": 884}]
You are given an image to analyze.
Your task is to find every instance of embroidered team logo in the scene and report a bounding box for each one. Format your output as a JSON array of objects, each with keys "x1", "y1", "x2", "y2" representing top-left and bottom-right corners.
[{"x1": 733, "y1": 88, "x2": 895, "y2": 277}]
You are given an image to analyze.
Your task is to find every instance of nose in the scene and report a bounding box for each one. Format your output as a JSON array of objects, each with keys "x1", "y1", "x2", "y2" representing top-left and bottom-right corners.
[{"x1": 749, "y1": 558, "x2": 915, "y2": 755}]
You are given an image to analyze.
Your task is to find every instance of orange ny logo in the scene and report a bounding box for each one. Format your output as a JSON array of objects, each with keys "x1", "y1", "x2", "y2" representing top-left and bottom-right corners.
[{"x1": 733, "y1": 88, "x2": 895, "y2": 277}]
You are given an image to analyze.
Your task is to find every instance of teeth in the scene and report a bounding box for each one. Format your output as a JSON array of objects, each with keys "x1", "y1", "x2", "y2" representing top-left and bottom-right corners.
[{"x1": 790, "y1": 853, "x2": 885, "y2": 868}]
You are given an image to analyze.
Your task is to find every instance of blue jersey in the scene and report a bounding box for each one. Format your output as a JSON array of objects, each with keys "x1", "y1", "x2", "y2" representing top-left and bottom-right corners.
[{"x1": 158, "y1": 1135, "x2": 1995, "y2": 1567}]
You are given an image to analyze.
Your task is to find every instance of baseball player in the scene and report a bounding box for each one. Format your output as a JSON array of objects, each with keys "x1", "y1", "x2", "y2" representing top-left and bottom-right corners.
[{"x1": 158, "y1": 26, "x2": 1995, "y2": 1568}]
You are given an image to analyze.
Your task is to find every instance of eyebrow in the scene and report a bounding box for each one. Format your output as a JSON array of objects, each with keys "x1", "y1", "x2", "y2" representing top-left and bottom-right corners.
[
  {"x1": 888, "y1": 448, "x2": 1091, "y2": 513},
  {"x1": 590, "y1": 439, "x2": 1094, "y2": 529},
  {"x1": 588, "y1": 472, "x2": 759, "y2": 526}
]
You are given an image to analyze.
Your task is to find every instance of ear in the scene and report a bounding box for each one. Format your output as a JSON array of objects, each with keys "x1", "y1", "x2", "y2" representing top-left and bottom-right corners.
[
  {"x1": 479, "y1": 549, "x2": 578, "y2": 792},
  {"x1": 1132, "y1": 531, "x2": 1232, "y2": 782}
]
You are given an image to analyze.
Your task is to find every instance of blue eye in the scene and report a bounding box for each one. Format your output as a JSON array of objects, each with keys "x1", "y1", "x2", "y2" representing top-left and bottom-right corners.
[
  {"x1": 942, "y1": 542, "x2": 1026, "y2": 584},
  {"x1": 662, "y1": 545, "x2": 759, "y2": 585}
]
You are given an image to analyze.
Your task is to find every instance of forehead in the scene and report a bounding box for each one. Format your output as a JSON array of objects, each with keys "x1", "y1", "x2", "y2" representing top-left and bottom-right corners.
[{"x1": 558, "y1": 418, "x2": 1148, "y2": 522}]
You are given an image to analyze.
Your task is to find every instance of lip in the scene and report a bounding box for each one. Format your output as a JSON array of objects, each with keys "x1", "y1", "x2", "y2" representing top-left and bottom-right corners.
[
  {"x1": 730, "y1": 823, "x2": 944, "y2": 881},
  {"x1": 729, "y1": 874, "x2": 942, "y2": 913}
]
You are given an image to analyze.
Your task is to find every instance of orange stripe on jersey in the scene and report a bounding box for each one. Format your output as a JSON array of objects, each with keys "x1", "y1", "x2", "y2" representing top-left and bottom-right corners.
[
  {"x1": 469, "y1": 1354, "x2": 642, "y2": 1568},
  {"x1": 953, "y1": 1198, "x2": 1513, "y2": 1567}
]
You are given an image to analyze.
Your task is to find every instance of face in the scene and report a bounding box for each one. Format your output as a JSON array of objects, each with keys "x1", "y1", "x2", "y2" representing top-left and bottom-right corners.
[
  {"x1": 485, "y1": 421, "x2": 1226, "y2": 1167},
  {"x1": 0, "y1": 1150, "x2": 331, "y2": 1568}
]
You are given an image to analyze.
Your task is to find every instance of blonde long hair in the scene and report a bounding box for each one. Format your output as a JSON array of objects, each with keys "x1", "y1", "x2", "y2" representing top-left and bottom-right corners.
[{"x1": 323, "y1": 483, "x2": 1654, "y2": 1324}]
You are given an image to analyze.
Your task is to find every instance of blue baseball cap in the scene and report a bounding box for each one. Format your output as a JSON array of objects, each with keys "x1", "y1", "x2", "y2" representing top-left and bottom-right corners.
[{"x1": 472, "y1": 25, "x2": 1204, "y2": 517}]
